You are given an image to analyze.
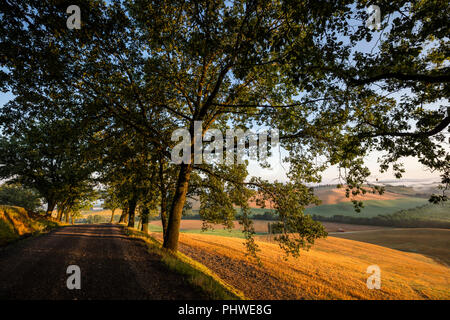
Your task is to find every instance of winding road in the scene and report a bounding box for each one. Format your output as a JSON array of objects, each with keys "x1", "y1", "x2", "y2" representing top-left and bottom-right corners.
[{"x1": 0, "y1": 224, "x2": 203, "y2": 300}]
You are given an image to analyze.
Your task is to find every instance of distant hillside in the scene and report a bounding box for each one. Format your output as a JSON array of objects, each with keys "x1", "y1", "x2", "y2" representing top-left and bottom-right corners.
[
  {"x1": 188, "y1": 186, "x2": 414, "y2": 210},
  {"x1": 312, "y1": 187, "x2": 405, "y2": 205},
  {"x1": 314, "y1": 202, "x2": 450, "y2": 229},
  {"x1": 306, "y1": 198, "x2": 428, "y2": 218},
  {"x1": 382, "y1": 184, "x2": 439, "y2": 198},
  {"x1": 332, "y1": 228, "x2": 450, "y2": 266}
]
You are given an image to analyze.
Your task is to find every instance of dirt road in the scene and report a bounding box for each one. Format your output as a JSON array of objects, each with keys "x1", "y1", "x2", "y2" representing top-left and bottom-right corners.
[{"x1": 0, "y1": 224, "x2": 203, "y2": 300}]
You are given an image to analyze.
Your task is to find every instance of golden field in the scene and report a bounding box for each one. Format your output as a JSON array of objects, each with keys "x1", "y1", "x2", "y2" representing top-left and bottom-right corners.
[{"x1": 152, "y1": 232, "x2": 450, "y2": 300}]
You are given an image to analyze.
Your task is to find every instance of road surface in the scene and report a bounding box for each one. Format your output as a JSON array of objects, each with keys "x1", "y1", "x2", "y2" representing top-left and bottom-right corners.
[{"x1": 0, "y1": 224, "x2": 204, "y2": 299}]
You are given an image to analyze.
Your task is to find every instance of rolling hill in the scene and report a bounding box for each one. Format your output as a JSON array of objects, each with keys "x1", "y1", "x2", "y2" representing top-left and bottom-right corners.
[{"x1": 305, "y1": 197, "x2": 428, "y2": 218}]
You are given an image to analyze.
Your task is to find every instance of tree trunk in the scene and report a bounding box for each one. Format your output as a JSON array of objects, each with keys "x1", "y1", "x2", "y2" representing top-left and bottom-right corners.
[
  {"x1": 110, "y1": 208, "x2": 116, "y2": 223},
  {"x1": 119, "y1": 206, "x2": 128, "y2": 223},
  {"x1": 160, "y1": 198, "x2": 168, "y2": 237},
  {"x1": 158, "y1": 156, "x2": 169, "y2": 237},
  {"x1": 141, "y1": 207, "x2": 149, "y2": 233},
  {"x1": 46, "y1": 200, "x2": 56, "y2": 217},
  {"x1": 65, "y1": 210, "x2": 69, "y2": 223},
  {"x1": 163, "y1": 163, "x2": 192, "y2": 251},
  {"x1": 56, "y1": 207, "x2": 63, "y2": 221},
  {"x1": 127, "y1": 198, "x2": 137, "y2": 228}
]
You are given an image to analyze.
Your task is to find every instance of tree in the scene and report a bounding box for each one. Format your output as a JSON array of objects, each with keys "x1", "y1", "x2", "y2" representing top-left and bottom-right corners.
[
  {"x1": 102, "y1": 189, "x2": 121, "y2": 223},
  {"x1": 65, "y1": 193, "x2": 97, "y2": 224},
  {"x1": 278, "y1": 0, "x2": 449, "y2": 208},
  {"x1": 1, "y1": 0, "x2": 448, "y2": 257},
  {"x1": 0, "y1": 120, "x2": 92, "y2": 216},
  {"x1": 56, "y1": 181, "x2": 98, "y2": 222},
  {"x1": 0, "y1": 103, "x2": 100, "y2": 217}
]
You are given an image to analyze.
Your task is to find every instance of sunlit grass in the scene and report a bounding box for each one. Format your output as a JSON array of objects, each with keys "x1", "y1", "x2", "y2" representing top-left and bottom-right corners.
[
  {"x1": 160, "y1": 232, "x2": 450, "y2": 300},
  {"x1": 0, "y1": 205, "x2": 62, "y2": 246}
]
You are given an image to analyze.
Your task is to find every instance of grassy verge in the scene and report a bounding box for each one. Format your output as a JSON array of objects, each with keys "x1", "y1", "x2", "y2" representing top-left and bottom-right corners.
[
  {"x1": 123, "y1": 226, "x2": 245, "y2": 300},
  {"x1": 0, "y1": 205, "x2": 62, "y2": 246}
]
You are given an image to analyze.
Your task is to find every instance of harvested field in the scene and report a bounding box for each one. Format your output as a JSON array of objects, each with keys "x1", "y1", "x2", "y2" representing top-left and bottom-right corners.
[
  {"x1": 332, "y1": 228, "x2": 450, "y2": 266},
  {"x1": 151, "y1": 232, "x2": 450, "y2": 300}
]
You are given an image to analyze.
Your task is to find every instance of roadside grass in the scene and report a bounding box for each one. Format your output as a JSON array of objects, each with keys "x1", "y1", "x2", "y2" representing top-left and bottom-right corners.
[
  {"x1": 0, "y1": 205, "x2": 62, "y2": 246},
  {"x1": 123, "y1": 225, "x2": 245, "y2": 300}
]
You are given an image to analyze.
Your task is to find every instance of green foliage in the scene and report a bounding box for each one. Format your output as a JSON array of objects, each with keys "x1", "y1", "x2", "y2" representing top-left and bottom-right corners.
[
  {"x1": 251, "y1": 178, "x2": 327, "y2": 257},
  {"x1": 0, "y1": 119, "x2": 98, "y2": 215},
  {"x1": 0, "y1": 184, "x2": 42, "y2": 212},
  {"x1": 429, "y1": 171, "x2": 450, "y2": 204}
]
